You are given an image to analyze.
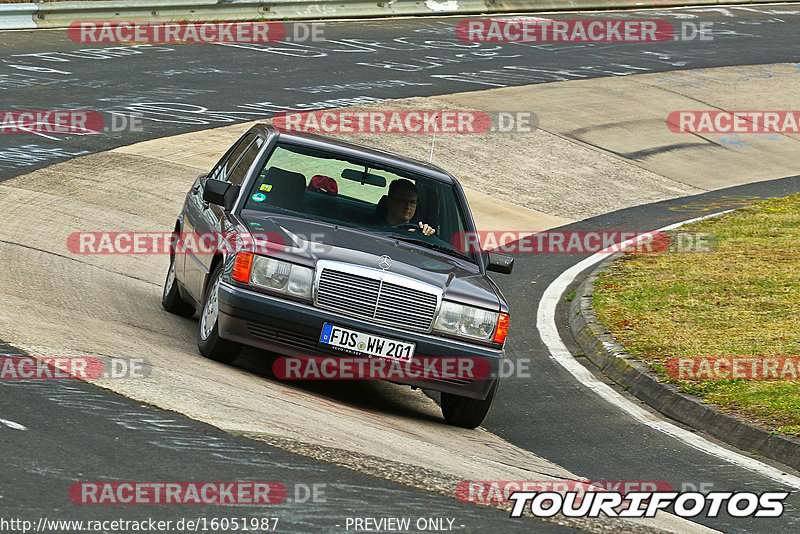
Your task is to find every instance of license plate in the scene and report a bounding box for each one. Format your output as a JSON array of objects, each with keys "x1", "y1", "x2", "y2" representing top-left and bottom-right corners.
[{"x1": 319, "y1": 324, "x2": 415, "y2": 361}]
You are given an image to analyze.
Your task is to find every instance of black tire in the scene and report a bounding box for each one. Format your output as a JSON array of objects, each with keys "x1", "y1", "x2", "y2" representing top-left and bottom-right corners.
[
  {"x1": 441, "y1": 379, "x2": 499, "y2": 429},
  {"x1": 161, "y1": 255, "x2": 195, "y2": 317},
  {"x1": 197, "y1": 264, "x2": 241, "y2": 364}
]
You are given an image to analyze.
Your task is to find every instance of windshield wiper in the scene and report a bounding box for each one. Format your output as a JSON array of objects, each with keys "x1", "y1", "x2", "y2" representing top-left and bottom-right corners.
[{"x1": 389, "y1": 234, "x2": 474, "y2": 263}]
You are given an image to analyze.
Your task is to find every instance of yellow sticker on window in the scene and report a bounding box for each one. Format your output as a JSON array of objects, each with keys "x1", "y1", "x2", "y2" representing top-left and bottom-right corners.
[{"x1": 260, "y1": 184, "x2": 273, "y2": 192}]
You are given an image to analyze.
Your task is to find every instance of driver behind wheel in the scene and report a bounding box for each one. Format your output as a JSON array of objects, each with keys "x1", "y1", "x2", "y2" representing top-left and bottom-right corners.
[{"x1": 384, "y1": 179, "x2": 436, "y2": 236}]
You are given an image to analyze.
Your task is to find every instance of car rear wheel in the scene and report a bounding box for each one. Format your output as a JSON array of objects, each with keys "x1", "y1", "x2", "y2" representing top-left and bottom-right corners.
[
  {"x1": 198, "y1": 264, "x2": 241, "y2": 364},
  {"x1": 440, "y1": 378, "x2": 498, "y2": 429},
  {"x1": 161, "y1": 256, "x2": 195, "y2": 317}
]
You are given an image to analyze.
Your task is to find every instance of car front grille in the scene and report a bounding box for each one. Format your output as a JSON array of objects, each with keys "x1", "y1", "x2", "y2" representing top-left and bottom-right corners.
[{"x1": 315, "y1": 265, "x2": 440, "y2": 332}]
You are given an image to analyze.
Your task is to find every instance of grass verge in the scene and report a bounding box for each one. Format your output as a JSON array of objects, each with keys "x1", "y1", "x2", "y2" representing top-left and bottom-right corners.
[{"x1": 593, "y1": 193, "x2": 800, "y2": 435}]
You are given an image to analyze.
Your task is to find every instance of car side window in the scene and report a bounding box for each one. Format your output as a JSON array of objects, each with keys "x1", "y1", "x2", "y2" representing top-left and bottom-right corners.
[
  {"x1": 227, "y1": 136, "x2": 264, "y2": 186},
  {"x1": 207, "y1": 133, "x2": 256, "y2": 183}
]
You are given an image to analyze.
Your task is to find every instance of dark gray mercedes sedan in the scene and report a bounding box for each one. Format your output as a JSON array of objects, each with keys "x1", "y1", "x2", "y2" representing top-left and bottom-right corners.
[{"x1": 162, "y1": 122, "x2": 513, "y2": 428}]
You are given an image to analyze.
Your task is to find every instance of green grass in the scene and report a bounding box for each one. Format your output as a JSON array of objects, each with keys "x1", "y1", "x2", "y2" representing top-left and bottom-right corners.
[{"x1": 593, "y1": 193, "x2": 800, "y2": 435}]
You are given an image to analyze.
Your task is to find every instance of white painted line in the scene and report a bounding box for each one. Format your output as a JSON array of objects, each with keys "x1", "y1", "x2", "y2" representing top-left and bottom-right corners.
[
  {"x1": 537, "y1": 210, "x2": 800, "y2": 490},
  {"x1": 0, "y1": 417, "x2": 27, "y2": 430},
  {"x1": 491, "y1": 17, "x2": 553, "y2": 22}
]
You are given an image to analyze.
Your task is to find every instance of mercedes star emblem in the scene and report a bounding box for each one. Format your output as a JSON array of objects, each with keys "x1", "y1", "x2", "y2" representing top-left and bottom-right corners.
[{"x1": 378, "y1": 255, "x2": 392, "y2": 270}]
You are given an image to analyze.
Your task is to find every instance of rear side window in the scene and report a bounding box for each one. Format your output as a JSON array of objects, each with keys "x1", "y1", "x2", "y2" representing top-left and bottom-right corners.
[
  {"x1": 208, "y1": 133, "x2": 256, "y2": 182},
  {"x1": 227, "y1": 136, "x2": 264, "y2": 186}
]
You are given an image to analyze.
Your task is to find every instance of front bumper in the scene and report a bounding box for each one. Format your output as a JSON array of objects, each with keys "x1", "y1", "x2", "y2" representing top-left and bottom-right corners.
[{"x1": 217, "y1": 282, "x2": 503, "y2": 400}]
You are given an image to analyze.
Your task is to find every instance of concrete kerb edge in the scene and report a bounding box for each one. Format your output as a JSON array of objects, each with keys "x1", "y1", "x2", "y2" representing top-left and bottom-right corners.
[
  {"x1": 568, "y1": 255, "x2": 800, "y2": 473},
  {"x1": 1, "y1": 0, "x2": 798, "y2": 30}
]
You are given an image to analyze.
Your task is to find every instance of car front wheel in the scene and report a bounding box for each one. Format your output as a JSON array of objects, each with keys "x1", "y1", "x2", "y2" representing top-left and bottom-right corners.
[
  {"x1": 440, "y1": 378, "x2": 498, "y2": 429},
  {"x1": 198, "y1": 264, "x2": 241, "y2": 364}
]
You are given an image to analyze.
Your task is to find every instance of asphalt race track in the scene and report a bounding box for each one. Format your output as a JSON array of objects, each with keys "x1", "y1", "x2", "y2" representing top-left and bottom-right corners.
[
  {"x1": 3, "y1": 6, "x2": 800, "y2": 180},
  {"x1": 2, "y1": 5, "x2": 800, "y2": 534}
]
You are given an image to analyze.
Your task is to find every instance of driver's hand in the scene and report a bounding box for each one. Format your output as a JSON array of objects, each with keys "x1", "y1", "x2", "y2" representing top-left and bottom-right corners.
[{"x1": 418, "y1": 221, "x2": 435, "y2": 236}]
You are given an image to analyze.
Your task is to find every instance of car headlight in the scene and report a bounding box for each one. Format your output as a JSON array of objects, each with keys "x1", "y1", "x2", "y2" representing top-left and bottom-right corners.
[
  {"x1": 231, "y1": 253, "x2": 313, "y2": 299},
  {"x1": 433, "y1": 301, "x2": 509, "y2": 343}
]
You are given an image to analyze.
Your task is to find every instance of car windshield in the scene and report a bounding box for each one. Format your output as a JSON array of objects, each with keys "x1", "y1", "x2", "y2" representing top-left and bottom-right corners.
[{"x1": 241, "y1": 141, "x2": 474, "y2": 261}]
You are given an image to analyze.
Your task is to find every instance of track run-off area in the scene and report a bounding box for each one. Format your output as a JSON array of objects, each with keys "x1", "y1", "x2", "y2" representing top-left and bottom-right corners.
[{"x1": 2, "y1": 5, "x2": 800, "y2": 533}]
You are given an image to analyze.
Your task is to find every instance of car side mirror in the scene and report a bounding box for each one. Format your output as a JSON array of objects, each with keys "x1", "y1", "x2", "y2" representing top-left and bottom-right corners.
[
  {"x1": 203, "y1": 179, "x2": 240, "y2": 211},
  {"x1": 487, "y1": 252, "x2": 513, "y2": 274}
]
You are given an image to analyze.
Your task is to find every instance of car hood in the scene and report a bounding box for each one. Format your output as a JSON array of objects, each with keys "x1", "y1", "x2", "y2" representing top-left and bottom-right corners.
[{"x1": 241, "y1": 213, "x2": 502, "y2": 311}]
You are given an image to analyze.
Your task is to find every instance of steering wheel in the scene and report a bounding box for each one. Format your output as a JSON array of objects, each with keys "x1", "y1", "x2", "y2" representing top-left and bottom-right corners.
[{"x1": 395, "y1": 223, "x2": 420, "y2": 232}]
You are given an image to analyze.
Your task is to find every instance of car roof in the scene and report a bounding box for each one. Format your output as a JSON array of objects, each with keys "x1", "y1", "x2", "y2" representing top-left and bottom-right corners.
[{"x1": 253, "y1": 123, "x2": 456, "y2": 184}]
